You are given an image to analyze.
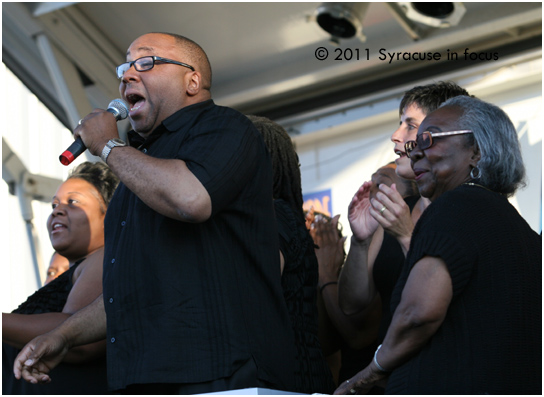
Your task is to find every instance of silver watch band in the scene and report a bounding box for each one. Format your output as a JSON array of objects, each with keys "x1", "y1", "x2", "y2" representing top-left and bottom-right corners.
[
  {"x1": 100, "y1": 144, "x2": 113, "y2": 163},
  {"x1": 100, "y1": 139, "x2": 126, "y2": 163}
]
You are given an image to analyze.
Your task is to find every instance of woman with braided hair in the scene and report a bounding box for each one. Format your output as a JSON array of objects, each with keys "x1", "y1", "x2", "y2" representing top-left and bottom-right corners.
[{"x1": 248, "y1": 115, "x2": 335, "y2": 394}]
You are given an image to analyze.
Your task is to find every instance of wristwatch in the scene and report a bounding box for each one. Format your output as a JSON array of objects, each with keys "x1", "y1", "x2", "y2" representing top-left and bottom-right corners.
[{"x1": 100, "y1": 138, "x2": 127, "y2": 163}]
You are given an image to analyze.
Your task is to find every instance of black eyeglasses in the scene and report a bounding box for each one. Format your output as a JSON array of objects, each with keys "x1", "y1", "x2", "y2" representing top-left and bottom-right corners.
[
  {"x1": 116, "y1": 56, "x2": 195, "y2": 79},
  {"x1": 404, "y1": 130, "x2": 473, "y2": 158}
]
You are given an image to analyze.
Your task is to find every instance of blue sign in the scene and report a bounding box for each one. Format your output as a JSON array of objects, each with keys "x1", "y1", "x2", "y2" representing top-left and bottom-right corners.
[{"x1": 303, "y1": 189, "x2": 332, "y2": 217}]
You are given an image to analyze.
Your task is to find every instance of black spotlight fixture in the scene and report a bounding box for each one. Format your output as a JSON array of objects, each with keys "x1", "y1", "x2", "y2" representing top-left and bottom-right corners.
[
  {"x1": 315, "y1": 3, "x2": 370, "y2": 44},
  {"x1": 397, "y1": 2, "x2": 466, "y2": 28}
]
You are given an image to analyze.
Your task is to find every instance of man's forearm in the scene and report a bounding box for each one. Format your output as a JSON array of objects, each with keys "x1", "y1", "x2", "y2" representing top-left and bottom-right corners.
[
  {"x1": 106, "y1": 146, "x2": 211, "y2": 223},
  {"x1": 53, "y1": 294, "x2": 107, "y2": 348}
]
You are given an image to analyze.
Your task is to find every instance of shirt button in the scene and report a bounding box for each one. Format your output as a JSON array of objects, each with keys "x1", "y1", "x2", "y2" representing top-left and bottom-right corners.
[
  {"x1": 111, "y1": 258, "x2": 115, "y2": 264},
  {"x1": 109, "y1": 298, "x2": 114, "y2": 304},
  {"x1": 121, "y1": 221, "x2": 126, "y2": 226},
  {"x1": 110, "y1": 337, "x2": 116, "y2": 343}
]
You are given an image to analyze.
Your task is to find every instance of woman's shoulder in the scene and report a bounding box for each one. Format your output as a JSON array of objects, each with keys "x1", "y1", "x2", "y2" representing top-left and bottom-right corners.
[
  {"x1": 73, "y1": 247, "x2": 105, "y2": 281},
  {"x1": 424, "y1": 184, "x2": 492, "y2": 213},
  {"x1": 63, "y1": 247, "x2": 105, "y2": 314},
  {"x1": 415, "y1": 184, "x2": 508, "y2": 238}
]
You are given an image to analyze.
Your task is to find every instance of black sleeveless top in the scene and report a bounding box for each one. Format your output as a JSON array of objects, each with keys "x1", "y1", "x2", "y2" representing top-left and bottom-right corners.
[
  {"x1": 12, "y1": 259, "x2": 84, "y2": 314},
  {"x1": 3, "y1": 259, "x2": 109, "y2": 394}
]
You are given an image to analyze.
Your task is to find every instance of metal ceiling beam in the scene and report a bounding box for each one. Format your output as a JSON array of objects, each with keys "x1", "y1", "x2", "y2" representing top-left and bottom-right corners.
[
  {"x1": 285, "y1": 51, "x2": 541, "y2": 146},
  {"x1": 216, "y1": 6, "x2": 541, "y2": 115},
  {"x1": 35, "y1": 33, "x2": 91, "y2": 127},
  {"x1": 3, "y1": 137, "x2": 63, "y2": 287},
  {"x1": 29, "y1": 2, "x2": 78, "y2": 17},
  {"x1": 3, "y1": 2, "x2": 129, "y2": 134},
  {"x1": 3, "y1": 2, "x2": 542, "y2": 127},
  {"x1": 2, "y1": 3, "x2": 69, "y2": 126},
  {"x1": 36, "y1": 6, "x2": 122, "y2": 102},
  {"x1": 34, "y1": 6, "x2": 131, "y2": 138},
  {"x1": 265, "y1": 36, "x2": 541, "y2": 123},
  {"x1": 383, "y1": 2, "x2": 424, "y2": 41}
]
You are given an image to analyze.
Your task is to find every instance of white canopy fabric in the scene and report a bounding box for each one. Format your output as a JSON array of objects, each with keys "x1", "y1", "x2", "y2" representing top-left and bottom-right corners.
[{"x1": 2, "y1": 3, "x2": 542, "y2": 311}]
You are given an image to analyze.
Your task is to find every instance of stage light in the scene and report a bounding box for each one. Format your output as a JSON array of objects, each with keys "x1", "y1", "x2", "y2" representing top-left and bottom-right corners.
[
  {"x1": 396, "y1": 2, "x2": 466, "y2": 28},
  {"x1": 315, "y1": 3, "x2": 370, "y2": 44}
]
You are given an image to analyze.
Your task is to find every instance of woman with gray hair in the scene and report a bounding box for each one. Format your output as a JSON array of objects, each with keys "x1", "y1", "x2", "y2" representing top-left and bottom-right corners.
[
  {"x1": 440, "y1": 96, "x2": 526, "y2": 195},
  {"x1": 335, "y1": 96, "x2": 541, "y2": 394}
]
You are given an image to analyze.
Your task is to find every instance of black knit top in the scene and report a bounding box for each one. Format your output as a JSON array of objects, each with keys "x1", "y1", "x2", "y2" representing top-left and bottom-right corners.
[
  {"x1": 12, "y1": 259, "x2": 83, "y2": 314},
  {"x1": 3, "y1": 259, "x2": 109, "y2": 395},
  {"x1": 386, "y1": 184, "x2": 542, "y2": 394}
]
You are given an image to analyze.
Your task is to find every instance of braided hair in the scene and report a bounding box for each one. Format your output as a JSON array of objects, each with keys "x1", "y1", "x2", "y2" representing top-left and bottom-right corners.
[{"x1": 247, "y1": 115, "x2": 304, "y2": 221}]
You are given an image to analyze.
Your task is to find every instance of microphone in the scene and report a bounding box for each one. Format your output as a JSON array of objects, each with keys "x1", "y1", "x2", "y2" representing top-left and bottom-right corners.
[{"x1": 59, "y1": 99, "x2": 129, "y2": 166}]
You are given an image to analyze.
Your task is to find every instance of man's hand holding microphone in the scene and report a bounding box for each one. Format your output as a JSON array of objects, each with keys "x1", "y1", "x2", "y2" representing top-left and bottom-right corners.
[{"x1": 59, "y1": 99, "x2": 129, "y2": 165}]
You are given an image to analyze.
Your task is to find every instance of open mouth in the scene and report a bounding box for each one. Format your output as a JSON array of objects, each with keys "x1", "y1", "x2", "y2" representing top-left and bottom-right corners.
[
  {"x1": 126, "y1": 93, "x2": 146, "y2": 113},
  {"x1": 395, "y1": 149, "x2": 406, "y2": 158},
  {"x1": 51, "y1": 222, "x2": 67, "y2": 234}
]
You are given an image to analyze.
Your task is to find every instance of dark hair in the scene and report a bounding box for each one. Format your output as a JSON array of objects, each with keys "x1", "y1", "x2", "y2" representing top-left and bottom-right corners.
[
  {"x1": 439, "y1": 96, "x2": 526, "y2": 196},
  {"x1": 247, "y1": 115, "x2": 304, "y2": 220},
  {"x1": 153, "y1": 32, "x2": 212, "y2": 90},
  {"x1": 68, "y1": 162, "x2": 119, "y2": 212},
  {"x1": 399, "y1": 81, "x2": 470, "y2": 116}
]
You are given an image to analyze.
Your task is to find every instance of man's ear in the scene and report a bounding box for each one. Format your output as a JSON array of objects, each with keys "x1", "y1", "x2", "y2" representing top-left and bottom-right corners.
[{"x1": 186, "y1": 72, "x2": 201, "y2": 96}]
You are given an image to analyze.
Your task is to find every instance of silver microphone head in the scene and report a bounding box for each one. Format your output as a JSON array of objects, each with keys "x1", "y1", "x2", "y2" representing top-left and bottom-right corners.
[{"x1": 107, "y1": 99, "x2": 129, "y2": 120}]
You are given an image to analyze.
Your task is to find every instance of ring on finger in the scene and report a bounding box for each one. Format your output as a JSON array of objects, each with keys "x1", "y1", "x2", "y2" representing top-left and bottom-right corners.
[
  {"x1": 380, "y1": 206, "x2": 387, "y2": 215},
  {"x1": 78, "y1": 119, "x2": 83, "y2": 125}
]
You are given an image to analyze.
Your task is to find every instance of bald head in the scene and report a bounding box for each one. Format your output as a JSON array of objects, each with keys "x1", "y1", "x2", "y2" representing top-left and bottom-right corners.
[{"x1": 150, "y1": 32, "x2": 212, "y2": 91}]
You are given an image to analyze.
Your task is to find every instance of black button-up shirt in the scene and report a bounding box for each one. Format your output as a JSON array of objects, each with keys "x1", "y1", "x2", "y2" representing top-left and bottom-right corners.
[{"x1": 103, "y1": 100, "x2": 295, "y2": 391}]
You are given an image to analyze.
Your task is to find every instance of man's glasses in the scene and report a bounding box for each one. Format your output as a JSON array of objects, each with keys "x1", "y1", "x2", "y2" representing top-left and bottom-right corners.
[
  {"x1": 116, "y1": 56, "x2": 195, "y2": 79},
  {"x1": 404, "y1": 130, "x2": 473, "y2": 158}
]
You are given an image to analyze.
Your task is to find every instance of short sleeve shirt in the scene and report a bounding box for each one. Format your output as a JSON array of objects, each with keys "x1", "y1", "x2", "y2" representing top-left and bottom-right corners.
[
  {"x1": 103, "y1": 100, "x2": 296, "y2": 391},
  {"x1": 386, "y1": 184, "x2": 542, "y2": 394}
]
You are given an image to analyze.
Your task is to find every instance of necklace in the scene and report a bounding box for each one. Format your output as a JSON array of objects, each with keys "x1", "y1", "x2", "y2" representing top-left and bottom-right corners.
[{"x1": 463, "y1": 182, "x2": 494, "y2": 193}]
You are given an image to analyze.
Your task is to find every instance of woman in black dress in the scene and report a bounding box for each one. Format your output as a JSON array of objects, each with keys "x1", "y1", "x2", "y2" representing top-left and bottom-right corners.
[
  {"x1": 335, "y1": 96, "x2": 541, "y2": 395},
  {"x1": 3, "y1": 161, "x2": 118, "y2": 394}
]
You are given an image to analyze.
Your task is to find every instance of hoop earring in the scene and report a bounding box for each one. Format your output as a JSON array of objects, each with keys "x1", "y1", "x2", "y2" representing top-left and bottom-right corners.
[{"x1": 470, "y1": 166, "x2": 481, "y2": 179}]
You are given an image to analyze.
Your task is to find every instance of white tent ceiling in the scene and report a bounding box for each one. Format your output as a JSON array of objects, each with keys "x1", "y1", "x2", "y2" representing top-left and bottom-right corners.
[
  {"x1": 3, "y1": 2, "x2": 542, "y2": 130},
  {"x1": 1, "y1": 2, "x2": 542, "y2": 305}
]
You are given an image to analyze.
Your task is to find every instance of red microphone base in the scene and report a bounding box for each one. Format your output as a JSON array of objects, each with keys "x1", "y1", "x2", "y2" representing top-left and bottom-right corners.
[{"x1": 59, "y1": 151, "x2": 75, "y2": 166}]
